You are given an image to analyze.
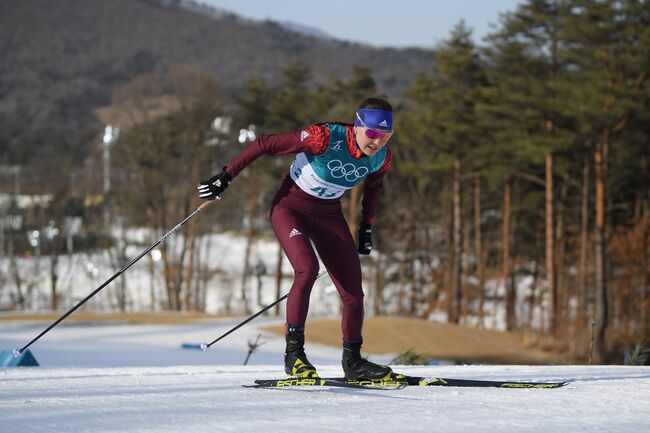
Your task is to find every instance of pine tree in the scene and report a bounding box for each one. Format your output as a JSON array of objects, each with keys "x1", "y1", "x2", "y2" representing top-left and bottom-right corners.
[
  {"x1": 483, "y1": 0, "x2": 574, "y2": 332},
  {"x1": 561, "y1": 0, "x2": 649, "y2": 362},
  {"x1": 402, "y1": 22, "x2": 488, "y2": 323}
]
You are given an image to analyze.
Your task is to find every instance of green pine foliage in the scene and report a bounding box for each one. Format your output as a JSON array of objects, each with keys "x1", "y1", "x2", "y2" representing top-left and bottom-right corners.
[
  {"x1": 390, "y1": 348, "x2": 432, "y2": 366},
  {"x1": 626, "y1": 341, "x2": 650, "y2": 366}
]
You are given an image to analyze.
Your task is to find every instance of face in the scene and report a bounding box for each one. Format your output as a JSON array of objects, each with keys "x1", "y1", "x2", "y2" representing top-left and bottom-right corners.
[
  {"x1": 354, "y1": 126, "x2": 391, "y2": 156},
  {"x1": 354, "y1": 126, "x2": 390, "y2": 156}
]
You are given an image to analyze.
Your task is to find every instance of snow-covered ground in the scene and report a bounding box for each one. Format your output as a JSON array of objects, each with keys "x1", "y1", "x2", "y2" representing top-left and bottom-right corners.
[{"x1": 1, "y1": 320, "x2": 650, "y2": 433}]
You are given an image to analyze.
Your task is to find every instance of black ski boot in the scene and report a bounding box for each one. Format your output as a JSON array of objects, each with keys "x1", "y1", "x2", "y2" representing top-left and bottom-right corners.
[
  {"x1": 284, "y1": 326, "x2": 318, "y2": 378},
  {"x1": 342, "y1": 340, "x2": 393, "y2": 381}
]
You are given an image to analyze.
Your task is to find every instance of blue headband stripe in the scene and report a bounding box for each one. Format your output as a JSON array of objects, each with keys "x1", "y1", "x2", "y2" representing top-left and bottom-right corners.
[{"x1": 354, "y1": 108, "x2": 393, "y2": 132}]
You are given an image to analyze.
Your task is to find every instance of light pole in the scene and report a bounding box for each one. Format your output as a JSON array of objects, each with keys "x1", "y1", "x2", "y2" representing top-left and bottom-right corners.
[
  {"x1": 102, "y1": 124, "x2": 119, "y2": 227},
  {"x1": 206, "y1": 116, "x2": 233, "y2": 173},
  {"x1": 63, "y1": 216, "x2": 82, "y2": 254},
  {"x1": 44, "y1": 220, "x2": 60, "y2": 310},
  {"x1": 205, "y1": 116, "x2": 232, "y2": 148},
  {"x1": 28, "y1": 229, "x2": 41, "y2": 257},
  {"x1": 238, "y1": 124, "x2": 257, "y2": 313},
  {"x1": 238, "y1": 124, "x2": 256, "y2": 145}
]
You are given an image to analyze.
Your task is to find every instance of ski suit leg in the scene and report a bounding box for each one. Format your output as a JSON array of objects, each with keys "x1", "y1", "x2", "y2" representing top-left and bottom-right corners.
[
  {"x1": 311, "y1": 213, "x2": 364, "y2": 342},
  {"x1": 270, "y1": 203, "x2": 319, "y2": 327}
]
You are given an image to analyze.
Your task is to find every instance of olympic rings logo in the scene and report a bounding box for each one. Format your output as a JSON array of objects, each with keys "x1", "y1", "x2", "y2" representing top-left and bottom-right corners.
[{"x1": 327, "y1": 159, "x2": 369, "y2": 182}]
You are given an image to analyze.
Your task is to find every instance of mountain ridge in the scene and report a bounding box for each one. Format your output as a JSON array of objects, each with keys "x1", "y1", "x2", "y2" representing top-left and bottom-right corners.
[{"x1": 0, "y1": 0, "x2": 434, "y2": 164}]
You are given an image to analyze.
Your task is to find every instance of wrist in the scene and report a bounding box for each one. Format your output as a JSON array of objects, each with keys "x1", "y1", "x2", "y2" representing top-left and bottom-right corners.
[
  {"x1": 221, "y1": 166, "x2": 232, "y2": 182},
  {"x1": 360, "y1": 223, "x2": 372, "y2": 232}
]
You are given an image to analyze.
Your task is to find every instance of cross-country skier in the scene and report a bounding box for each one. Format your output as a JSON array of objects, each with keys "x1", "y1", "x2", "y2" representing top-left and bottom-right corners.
[{"x1": 198, "y1": 97, "x2": 394, "y2": 381}]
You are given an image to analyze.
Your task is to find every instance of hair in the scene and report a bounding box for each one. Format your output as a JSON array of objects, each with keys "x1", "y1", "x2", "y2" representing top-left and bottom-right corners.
[
  {"x1": 317, "y1": 98, "x2": 393, "y2": 128},
  {"x1": 359, "y1": 97, "x2": 393, "y2": 112}
]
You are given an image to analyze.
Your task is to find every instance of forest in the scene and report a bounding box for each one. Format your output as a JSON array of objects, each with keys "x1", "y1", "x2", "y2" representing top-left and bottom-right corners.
[{"x1": 1, "y1": 0, "x2": 648, "y2": 364}]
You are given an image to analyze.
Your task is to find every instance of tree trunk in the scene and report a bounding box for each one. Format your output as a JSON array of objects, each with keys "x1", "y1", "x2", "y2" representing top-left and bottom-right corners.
[
  {"x1": 503, "y1": 178, "x2": 515, "y2": 330},
  {"x1": 474, "y1": 175, "x2": 485, "y2": 328},
  {"x1": 451, "y1": 157, "x2": 462, "y2": 324},
  {"x1": 555, "y1": 172, "x2": 569, "y2": 323},
  {"x1": 462, "y1": 217, "x2": 471, "y2": 322},
  {"x1": 9, "y1": 236, "x2": 26, "y2": 309},
  {"x1": 161, "y1": 197, "x2": 180, "y2": 311},
  {"x1": 527, "y1": 260, "x2": 540, "y2": 330},
  {"x1": 194, "y1": 235, "x2": 211, "y2": 312},
  {"x1": 545, "y1": 152, "x2": 556, "y2": 334},
  {"x1": 173, "y1": 204, "x2": 190, "y2": 312},
  {"x1": 181, "y1": 199, "x2": 199, "y2": 311},
  {"x1": 240, "y1": 170, "x2": 259, "y2": 314},
  {"x1": 373, "y1": 253, "x2": 385, "y2": 315},
  {"x1": 594, "y1": 129, "x2": 609, "y2": 363},
  {"x1": 443, "y1": 180, "x2": 453, "y2": 319},
  {"x1": 146, "y1": 207, "x2": 157, "y2": 311},
  {"x1": 398, "y1": 217, "x2": 415, "y2": 316},
  {"x1": 117, "y1": 222, "x2": 128, "y2": 312},
  {"x1": 579, "y1": 154, "x2": 590, "y2": 310},
  {"x1": 183, "y1": 217, "x2": 198, "y2": 311},
  {"x1": 50, "y1": 249, "x2": 59, "y2": 310},
  {"x1": 274, "y1": 242, "x2": 284, "y2": 317},
  {"x1": 642, "y1": 155, "x2": 649, "y2": 326}
]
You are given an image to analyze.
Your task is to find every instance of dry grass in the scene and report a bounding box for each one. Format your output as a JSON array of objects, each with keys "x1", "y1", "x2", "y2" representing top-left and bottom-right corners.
[
  {"x1": 0, "y1": 311, "x2": 226, "y2": 325},
  {"x1": 264, "y1": 317, "x2": 557, "y2": 365},
  {"x1": 1, "y1": 312, "x2": 560, "y2": 364}
]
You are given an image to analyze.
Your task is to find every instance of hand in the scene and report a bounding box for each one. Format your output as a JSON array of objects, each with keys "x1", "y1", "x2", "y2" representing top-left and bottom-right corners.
[
  {"x1": 197, "y1": 166, "x2": 231, "y2": 200},
  {"x1": 357, "y1": 223, "x2": 373, "y2": 255}
]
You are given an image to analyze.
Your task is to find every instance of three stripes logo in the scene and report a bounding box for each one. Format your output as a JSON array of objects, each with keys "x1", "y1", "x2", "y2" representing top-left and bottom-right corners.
[{"x1": 289, "y1": 228, "x2": 302, "y2": 238}]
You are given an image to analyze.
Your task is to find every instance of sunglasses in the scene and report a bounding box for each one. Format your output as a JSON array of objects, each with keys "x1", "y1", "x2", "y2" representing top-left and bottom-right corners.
[{"x1": 355, "y1": 112, "x2": 392, "y2": 140}]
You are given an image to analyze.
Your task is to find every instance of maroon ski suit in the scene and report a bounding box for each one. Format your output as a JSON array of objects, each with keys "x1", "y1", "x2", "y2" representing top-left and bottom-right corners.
[{"x1": 226, "y1": 123, "x2": 391, "y2": 342}]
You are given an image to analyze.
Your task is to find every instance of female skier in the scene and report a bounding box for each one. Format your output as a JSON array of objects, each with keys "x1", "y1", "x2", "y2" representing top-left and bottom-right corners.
[{"x1": 198, "y1": 97, "x2": 394, "y2": 381}]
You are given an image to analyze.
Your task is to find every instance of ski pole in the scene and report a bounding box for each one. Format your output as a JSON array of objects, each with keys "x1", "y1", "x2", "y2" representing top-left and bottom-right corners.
[
  {"x1": 13, "y1": 199, "x2": 217, "y2": 357},
  {"x1": 200, "y1": 270, "x2": 327, "y2": 351}
]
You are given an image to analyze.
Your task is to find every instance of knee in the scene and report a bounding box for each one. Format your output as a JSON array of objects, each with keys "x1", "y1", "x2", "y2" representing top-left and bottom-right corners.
[
  {"x1": 341, "y1": 291, "x2": 364, "y2": 312},
  {"x1": 295, "y1": 262, "x2": 319, "y2": 285}
]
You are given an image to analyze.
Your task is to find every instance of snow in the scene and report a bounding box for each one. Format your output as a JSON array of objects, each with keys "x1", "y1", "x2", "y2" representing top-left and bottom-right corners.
[
  {"x1": 2, "y1": 320, "x2": 650, "y2": 433},
  {"x1": 0, "y1": 232, "x2": 342, "y2": 317}
]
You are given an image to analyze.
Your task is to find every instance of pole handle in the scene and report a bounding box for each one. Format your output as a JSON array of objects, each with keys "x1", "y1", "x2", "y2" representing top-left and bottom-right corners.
[{"x1": 198, "y1": 198, "x2": 218, "y2": 212}]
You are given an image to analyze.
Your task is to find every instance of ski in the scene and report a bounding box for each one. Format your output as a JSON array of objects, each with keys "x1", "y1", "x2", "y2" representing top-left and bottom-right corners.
[
  {"x1": 247, "y1": 375, "x2": 570, "y2": 389},
  {"x1": 387, "y1": 375, "x2": 571, "y2": 388},
  {"x1": 244, "y1": 377, "x2": 405, "y2": 390}
]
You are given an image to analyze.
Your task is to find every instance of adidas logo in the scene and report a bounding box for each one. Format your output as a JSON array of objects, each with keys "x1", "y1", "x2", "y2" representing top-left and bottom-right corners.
[
  {"x1": 378, "y1": 119, "x2": 389, "y2": 128},
  {"x1": 289, "y1": 228, "x2": 302, "y2": 238},
  {"x1": 300, "y1": 131, "x2": 309, "y2": 141}
]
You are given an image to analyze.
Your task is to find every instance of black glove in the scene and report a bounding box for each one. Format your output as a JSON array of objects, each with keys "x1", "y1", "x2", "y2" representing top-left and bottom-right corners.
[
  {"x1": 197, "y1": 166, "x2": 232, "y2": 200},
  {"x1": 357, "y1": 223, "x2": 373, "y2": 255}
]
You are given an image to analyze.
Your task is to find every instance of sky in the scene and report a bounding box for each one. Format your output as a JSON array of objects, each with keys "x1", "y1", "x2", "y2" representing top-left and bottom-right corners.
[{"x1": 200, "y1": 0, "x2": 525, "y2": 49}]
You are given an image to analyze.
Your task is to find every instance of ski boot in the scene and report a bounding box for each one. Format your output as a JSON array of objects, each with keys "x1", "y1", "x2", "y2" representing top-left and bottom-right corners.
[
  {"x1": 342, "y1": 340, "x2": 393, "y2": 381},
  {"x1": 284, "y1": 326, "x2": 318, "y2": 378}
]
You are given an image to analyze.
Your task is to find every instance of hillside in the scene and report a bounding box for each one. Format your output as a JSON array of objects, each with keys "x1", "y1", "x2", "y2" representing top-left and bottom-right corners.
[{"x1": 0, "y1": 0, "x2": 434, "y2": 165}]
